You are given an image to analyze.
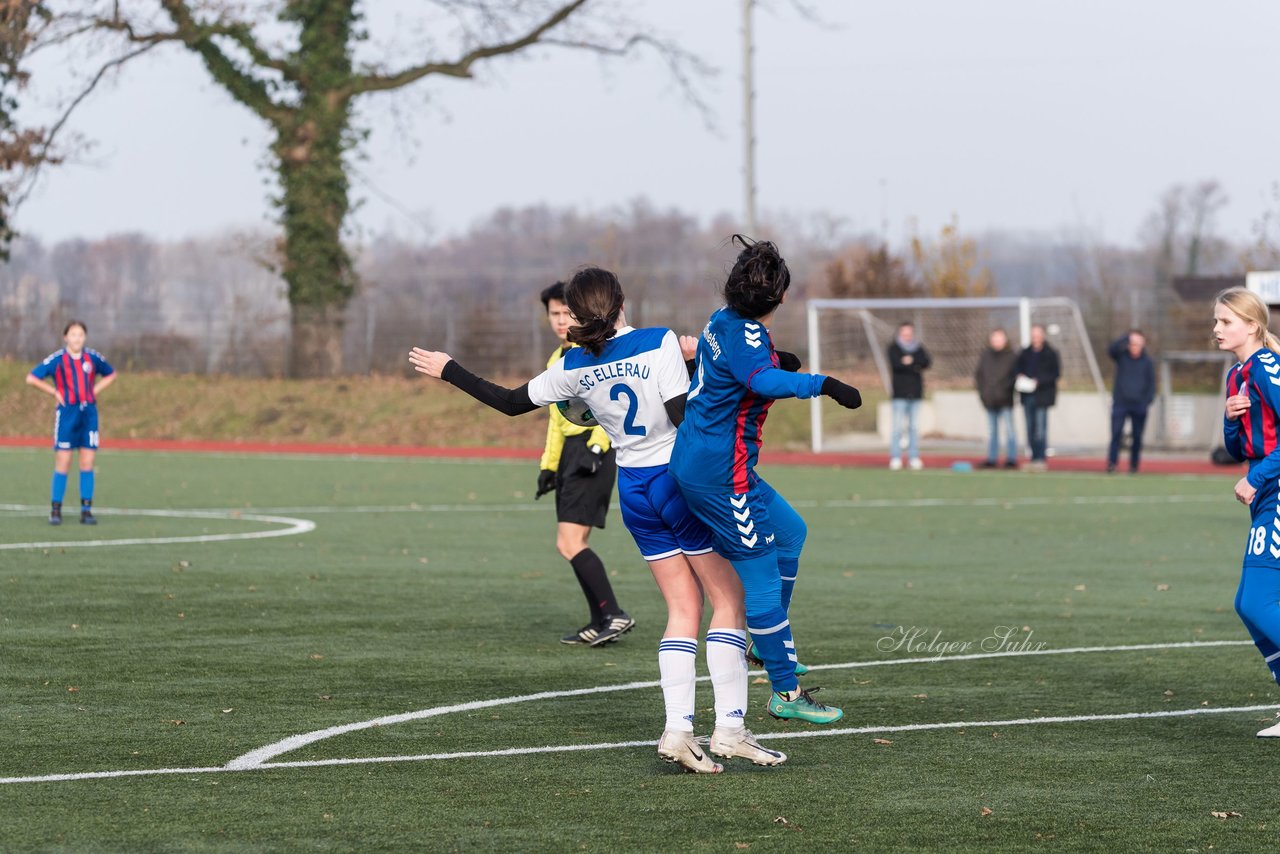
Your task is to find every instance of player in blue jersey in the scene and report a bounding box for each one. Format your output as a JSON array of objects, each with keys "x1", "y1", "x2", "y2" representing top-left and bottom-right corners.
[
  {"x1": 670, "y1": 235, "x2": 863, "y2": 725},
  {"x1": 25, "y1": 320, "x2": 117, "y2": 526},
  {"x1": 410, "y1": 267, "x2": 790, "y2": 772},
  {"x1": 1216, "y1": 287, "x2": 1280, "y2": 737}
]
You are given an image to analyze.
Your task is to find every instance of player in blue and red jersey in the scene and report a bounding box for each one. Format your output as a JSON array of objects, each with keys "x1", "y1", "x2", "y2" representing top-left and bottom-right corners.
[
  {"x1": 1217, "y1": 287, "x2": 1280, "y2": 738},
  {"x1": 25, "y1": 320, "x2": 116, "y2": 525},
  {"x1": 670, "y1": 235, "x2": 863, "y2": 724},
  {"x1": 410, "y1": 267, "x2": 792, "y2": 772}
]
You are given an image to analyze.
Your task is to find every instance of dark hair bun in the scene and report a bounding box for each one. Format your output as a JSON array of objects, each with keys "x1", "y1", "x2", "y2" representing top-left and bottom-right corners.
[
  {"x1": 723, "y1": 234, "x2": 790, "y2": 318},
  {"x1": 565, "y1": 268, "x2": 625, "y2": 356}
]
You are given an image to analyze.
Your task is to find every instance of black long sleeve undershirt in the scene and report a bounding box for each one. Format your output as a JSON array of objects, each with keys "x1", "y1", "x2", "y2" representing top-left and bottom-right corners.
[
  {"x1": 664, "y1": 394, "x2": 687, "y2": 428},
  {"x1": 440, "y1": 360, "x2": 539, "y2": 417}
]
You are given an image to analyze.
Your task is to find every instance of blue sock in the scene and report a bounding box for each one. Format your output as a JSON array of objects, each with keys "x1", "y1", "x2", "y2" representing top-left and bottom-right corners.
[
  {"x1": 1236, "y1": 565, "x2": 1280, "y2": 684},
  {"x1": 762, "y1": 484, "x2": 807, "y2": 615},
  {"x1": 779, "y1": 556, "x2": 799, "y2": 613},
  {"x1": 79, "y1": 469, "x2": 95, "y2": 502},
  {"x1": 732, "y1": 552, "x2": 798, "y2": 694},
  {"x1": 51, "y1": 471, "x2": 67, "y2": 503}
]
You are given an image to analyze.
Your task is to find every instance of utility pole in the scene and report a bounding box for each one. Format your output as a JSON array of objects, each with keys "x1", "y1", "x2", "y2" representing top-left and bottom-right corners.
[{"x1": 742, "y1": 0, "x2": 758, "y2": 236}]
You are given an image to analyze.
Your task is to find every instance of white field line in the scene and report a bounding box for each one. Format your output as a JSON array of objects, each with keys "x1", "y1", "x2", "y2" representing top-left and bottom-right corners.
[
  {"x1": 0, "y1": 506, "x2": 315, "y2": 550},
  {"x1": 255, "y1": 702, "x2": 1280, "y2": 768},
  {"x1": 0, "y1": 494, "x2": 1224, "y2": 521},
  {"x1": 0, "y1": 447, "x2": 531, "y2": 466},
  {"x1": 225, "y1": 640, "x2": 1250, "y2": 770},
  {"x1": 0, "y1": 640, "x2": 1257, "y2": 786},
  {"x1": 2, "y1": 702, "x2": 1273, "y2": 786},
  {"x1": 6, "y1": 493, "x2": 1214, "y2": 517}
]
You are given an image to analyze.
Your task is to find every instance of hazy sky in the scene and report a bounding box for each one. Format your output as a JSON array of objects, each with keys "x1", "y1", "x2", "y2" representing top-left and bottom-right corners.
[{"x1": 17, "y1": 0, "x2": 1280, "y2": 247}]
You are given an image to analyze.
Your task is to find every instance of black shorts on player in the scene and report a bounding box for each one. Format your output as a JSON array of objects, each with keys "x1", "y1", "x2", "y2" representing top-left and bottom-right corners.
[{"x1": 555, "y1": 433, "x2": 617, "y2": 528}]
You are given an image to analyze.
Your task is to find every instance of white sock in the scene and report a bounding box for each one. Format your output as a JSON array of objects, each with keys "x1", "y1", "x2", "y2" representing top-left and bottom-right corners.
[
  {"x1": 658, "y1": 637, "x2": 698, "y2": 732},
  {"x1": 705, "y1": 628, "x2": 748, "y2": 730}
]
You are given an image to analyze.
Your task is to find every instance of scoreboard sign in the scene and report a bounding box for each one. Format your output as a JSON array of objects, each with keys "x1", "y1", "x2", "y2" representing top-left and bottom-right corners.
[{"x1": 1247, "y1": 270, "x2": 1280, "y2": 304}]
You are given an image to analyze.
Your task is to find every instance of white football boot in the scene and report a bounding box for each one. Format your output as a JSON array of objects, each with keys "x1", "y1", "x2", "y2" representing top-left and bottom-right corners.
[
  {"x1": 710, "y1": 726, "x2": 788, "y2": 766},
  {"x1": 1256, "y1": 720, "x2": 1280, "y2": 738},
  {"x1": 657, "y1": 730, "x2": 722, "y2": 774}
]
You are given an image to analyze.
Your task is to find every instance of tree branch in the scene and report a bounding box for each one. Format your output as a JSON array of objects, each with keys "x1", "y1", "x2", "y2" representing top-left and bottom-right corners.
[
  {"x1": 155, "y1": 0, "x2": 287, "y2": 124},
  {"x1": 541, "y1": 33, "x2": 716, "y2": 126},
  {"x1": 76, "y1": 1, "x2": 293, "y2": 122},
  {"x1": 347, "y1": 0, "x2": 589, "y2": 96},
  {"x1": 9, "y1": 39, "x2": 161, "y2": 211}
]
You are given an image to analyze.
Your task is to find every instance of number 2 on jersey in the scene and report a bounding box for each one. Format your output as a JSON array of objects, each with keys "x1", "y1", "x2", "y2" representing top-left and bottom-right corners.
[{"x1": 610, "y1": 383, "x2": 647, "y2": 437}]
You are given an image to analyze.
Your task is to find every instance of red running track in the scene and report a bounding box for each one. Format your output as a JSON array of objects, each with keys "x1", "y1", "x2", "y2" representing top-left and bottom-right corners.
[{"x1": 0, "y1": 435, "x2": 1239, "y2": 476}]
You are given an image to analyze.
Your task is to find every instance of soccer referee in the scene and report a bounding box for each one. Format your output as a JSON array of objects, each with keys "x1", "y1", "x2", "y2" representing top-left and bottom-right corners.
[{"x1": 537, "y1": 282, "x2": 634, "y2": 647}]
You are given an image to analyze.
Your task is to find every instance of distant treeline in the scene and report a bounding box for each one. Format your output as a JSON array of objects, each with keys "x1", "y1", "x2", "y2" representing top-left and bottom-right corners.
[{"x1": 0, "y1": 195, "x2": 1256, "y2": 376}]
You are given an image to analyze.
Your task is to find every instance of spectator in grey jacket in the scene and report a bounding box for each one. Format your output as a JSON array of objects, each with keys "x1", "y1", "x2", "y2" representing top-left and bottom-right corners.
[
  {"x1": 1106, "y1": 329, "x2": 1156, "y2": 473},
  {"x1": 888, "y1": 322, "x2": 932, "y2": 470},
  {"x1": 974, "y1": 328, "x2": 1019, "y2": 469}
]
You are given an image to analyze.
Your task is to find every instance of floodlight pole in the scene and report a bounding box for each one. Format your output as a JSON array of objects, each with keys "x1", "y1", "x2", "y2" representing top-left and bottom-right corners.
[{"x1": 742, "y1": 0, "x2": 758, "y2": 235}]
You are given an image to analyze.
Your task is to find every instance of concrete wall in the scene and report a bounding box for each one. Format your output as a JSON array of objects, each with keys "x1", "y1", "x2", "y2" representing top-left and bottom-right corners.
[{"x1": 874, "y1": 391, "x2": 1224, "y2": 450}]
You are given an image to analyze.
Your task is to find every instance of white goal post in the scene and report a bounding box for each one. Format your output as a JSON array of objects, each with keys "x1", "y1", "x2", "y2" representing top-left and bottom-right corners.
[{"x1": 805, "y1": 297, "x2": 1109, "y2": 453}]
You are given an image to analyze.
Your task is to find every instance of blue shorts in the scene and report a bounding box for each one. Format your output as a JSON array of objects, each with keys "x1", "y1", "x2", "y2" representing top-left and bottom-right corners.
[
  {"x1": 53, "y1": 404, "x2": 99, "y2": 451},
  {"x1": 1243, "y1": 473, "x2": 1280, "y2": 569},
  {"x1": 617, "y1": 465, "x2": 715, "y2": 562},
  {"x1": 673, "y1": 471, "x2": 806, "y2": 563}
]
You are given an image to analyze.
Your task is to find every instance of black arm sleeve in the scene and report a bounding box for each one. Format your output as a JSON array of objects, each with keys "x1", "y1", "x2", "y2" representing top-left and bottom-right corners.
[
  {"x1": 685, "y1": 359, "x2": 697, "y2": 378},
  {"x1": 664, "y1": 394, "x2": 688, "y2": 428},
  {"x1": 440, "y1": 360, "x2": 539, "y2": 417}
]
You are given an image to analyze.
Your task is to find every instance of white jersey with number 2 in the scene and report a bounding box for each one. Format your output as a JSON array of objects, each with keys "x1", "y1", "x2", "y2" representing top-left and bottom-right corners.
[{"x1": 526, "y1": 327, "x2": 691, "y2": 469}]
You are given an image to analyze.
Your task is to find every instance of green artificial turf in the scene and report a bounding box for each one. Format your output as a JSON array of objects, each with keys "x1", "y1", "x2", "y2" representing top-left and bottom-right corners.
[{"x1": 0, "y1": 447, "x2": 1276, "y2": 852}]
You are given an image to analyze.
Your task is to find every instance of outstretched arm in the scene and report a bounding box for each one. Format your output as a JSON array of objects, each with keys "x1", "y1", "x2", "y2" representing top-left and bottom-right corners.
[{"x1": 409, "y1": 348, "x2": 538, "y2": 417}]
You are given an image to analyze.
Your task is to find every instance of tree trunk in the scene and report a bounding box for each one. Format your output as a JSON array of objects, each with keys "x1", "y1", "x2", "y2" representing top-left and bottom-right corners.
[
  {"x1": 289, "y1": 302, "x2": 346, "y2": 378},
  {"x1": 276, "y1": 103, "x2": 355, "y2": 378}
]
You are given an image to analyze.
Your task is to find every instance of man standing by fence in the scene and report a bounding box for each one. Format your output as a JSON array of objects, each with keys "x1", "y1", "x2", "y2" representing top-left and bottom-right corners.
[
  {"x1": 1106, "y1": 329, "x2": 1156, "y2": 474},
  {"x1": 975, "y1": 328, "x2": 1019, "y2": 469},
  {"x1": 1015, "y1": 324, "x2": 1060, "y2": 472},
  {"x1": 888, "y1": 321, "x2": 931, "y2": 471}
]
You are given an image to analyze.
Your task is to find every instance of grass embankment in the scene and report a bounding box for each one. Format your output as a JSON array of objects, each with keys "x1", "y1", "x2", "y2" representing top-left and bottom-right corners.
[{"x1": 0, "y1": 359, "x2": 881, "y2": 449}]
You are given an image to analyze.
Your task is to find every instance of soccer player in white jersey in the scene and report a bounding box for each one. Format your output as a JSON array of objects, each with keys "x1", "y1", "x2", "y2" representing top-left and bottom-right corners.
[{"x1": 409, "y1": 267, "x2": 787, "y2": 772}]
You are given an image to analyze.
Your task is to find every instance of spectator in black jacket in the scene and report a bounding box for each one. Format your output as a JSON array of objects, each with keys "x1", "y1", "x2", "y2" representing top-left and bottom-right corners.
[
  {"x1": 1106, "y1": 330, "x2": 1156, "y2": 473},
  {"x1": 974, "y1": 328, "x2": 1019, "y2": 469},
  {"x1": 1014, "y1": 324, "x2": 1060, "y2": 471},
  {"x1": 888, "y1": 321, "x2": 931, "y2": 470}
]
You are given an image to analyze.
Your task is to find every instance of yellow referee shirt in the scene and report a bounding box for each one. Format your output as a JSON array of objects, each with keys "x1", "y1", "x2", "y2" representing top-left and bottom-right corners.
[{"x1": 540, "y1": 345, "x2": 611, "y2": 471}]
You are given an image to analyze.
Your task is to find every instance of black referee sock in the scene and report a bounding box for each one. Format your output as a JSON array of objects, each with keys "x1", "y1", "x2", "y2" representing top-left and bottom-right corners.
[
  {"x1": 570, "y1": 549, "x2": 619, "y2": 623},
  {"x1": 569, "y1": 561, "x2": 604, "y2": 625}
]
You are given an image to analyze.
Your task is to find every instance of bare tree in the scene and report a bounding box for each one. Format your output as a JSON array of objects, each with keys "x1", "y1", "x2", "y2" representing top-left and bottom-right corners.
[
  {"x1": 1247, "y1": 181, "x2": 1280, "y2": 270},
  {"x1": 822, "y1": 242, "x2": 918, "y2": 299},
  {"x1": 28, "y1": 1, "x2": 703, "y2": 376},
  {"x1": 910, "y1": 218, "x2": 993, "y2": 298},
  {"x1": 0, "y1": 1, "x2": 60, "y2": 259}
]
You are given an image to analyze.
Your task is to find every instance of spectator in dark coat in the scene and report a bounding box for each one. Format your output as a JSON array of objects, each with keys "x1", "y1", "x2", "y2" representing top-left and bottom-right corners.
[
  {"x1": 888, "y1": 321, "x2": 932, "y2": 470},
  {"x1": 974, "y1": 328, "x2": 1019, "y2": 469},
  {"x1": 1014, "y1": 324, "x2": 1061, "y2": 470},
  {"x1": 1107, "y1": 329, "x2": 1157, "y2": 473}
]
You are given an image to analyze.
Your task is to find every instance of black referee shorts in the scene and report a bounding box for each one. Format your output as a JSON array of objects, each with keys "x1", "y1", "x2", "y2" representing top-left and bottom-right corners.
[{"x1": 555, "y1": 433, "x2": 616, "y2": 529}]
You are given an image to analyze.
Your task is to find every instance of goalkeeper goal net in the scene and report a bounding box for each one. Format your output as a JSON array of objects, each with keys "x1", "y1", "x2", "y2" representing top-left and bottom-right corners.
[{"x1": 805, "y1": 297, "x2": 1108, "y2": 453}]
